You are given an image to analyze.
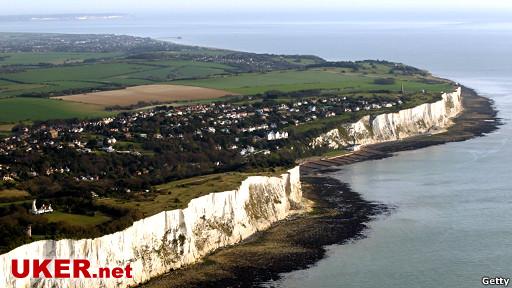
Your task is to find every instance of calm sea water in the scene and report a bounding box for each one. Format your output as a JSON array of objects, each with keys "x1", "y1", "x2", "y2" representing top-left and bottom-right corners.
[
  {"x1": 274, "y1": 78, "x2": 512, "y2": 288},
  {"x1": 2, "y1": 17, "x2": 511, "y2": 287}
]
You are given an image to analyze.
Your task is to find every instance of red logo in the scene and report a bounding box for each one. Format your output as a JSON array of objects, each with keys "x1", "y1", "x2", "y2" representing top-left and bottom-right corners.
[{"x1": 12, "y1": 259, "x2": 133, "y2": 279}]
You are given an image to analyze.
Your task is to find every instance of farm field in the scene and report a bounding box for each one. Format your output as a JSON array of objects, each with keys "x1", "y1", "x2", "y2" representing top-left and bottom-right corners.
[
  {"x1": 0, "y1": 59, "x2": 237, "y2": 98},
  {"x1": 53, "y1": 84, "x2": 237, "y2": 107},
  {"x1": 0, "y1": 97, "x2": 113, "y2": 123},
  {"x1": 0, "y1": 52, "x2": 121, "y2": 66},
  {"x1": 0, "y1": 124, "x2": 15, "y2": 133},
  {"x1": 173, "y1": 68, "x2": 453, "y2": 95}
]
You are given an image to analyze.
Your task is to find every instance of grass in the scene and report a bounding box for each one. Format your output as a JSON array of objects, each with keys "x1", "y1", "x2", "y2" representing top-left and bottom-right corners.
[
  {"x1": 97, "y1": 169, "x2": 286, "y2": 217},
  {"x1": 172, "y1": 67, "x2": 453, "y2": 95},
  {"x1": 0, "y1": 59, "x2": 452, "y2": 100},
  {"x1": 0, "y1": 97, "x2": 113, "y2": 123},
  {"x1": 0, "y1": 55, "x2": 453, "y2": 132},
  {"x1": 290, "y1": 114, "x2": 353, "y2": 134},
  {"x1": 0, "y1": 52, "x2": 121, "y2": 66},
  {"x1": 0, "y1": 57, "x2": 237, "y2": 98},
  {"x1": 113, "y1": 141, "x2": 155, "y2": 156},
  {"x1": 137, "y1": 96, "x2": 236, "y2": 110},
  {"x1": 0, "y1": 189, "x2": 30, "y2": 199},
  {"x1": 4, "y1": 62, "x2": 152, "y2": 83},
  {"x1": 113, "y1": 141, "x2": 143, "y2": 150},
  {"x1": 276, "y1": 56, "x2": 319, "y2": 66},
  {"x1": 125, "y1": 60, "x2": 233, "y2": 81},
  {"x1": 0, "y1": 199, "x2": 32, "y2": 207},
  {"x1": 0, "y1": 123, "x2": 14, "y2": 132},
  {"x1": 44, "y1": 211, "x2": 112, "y2": 227}
]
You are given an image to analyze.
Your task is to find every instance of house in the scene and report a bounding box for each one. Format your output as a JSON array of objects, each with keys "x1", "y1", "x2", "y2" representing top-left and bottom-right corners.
[
  {"x1": 102, "y1": 146, "x2": 115, "y2": 153},
  {"x1": 30, "y1": 200, "x2": 53, "y2": 215},
  {"x1": 267, "y1": 131, "x2": 289, "y2": 141},
  {"x1": 267, "y1": 131, "x2": 276, "y2": 141},
  {"x1": 2, "y1": 175, "x2": 14, "y2": 182},
  {"x1": 240, "y1": 146, "x2": 255, "y2": 156},
  {"x1": 49, "y1": 129, "x2": 59, "y2": 139}
]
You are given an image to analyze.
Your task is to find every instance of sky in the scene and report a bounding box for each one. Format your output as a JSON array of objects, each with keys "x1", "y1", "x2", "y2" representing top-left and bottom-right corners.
[{"x1": 1, "y1": 0, "x2": 512, "y2": 15}]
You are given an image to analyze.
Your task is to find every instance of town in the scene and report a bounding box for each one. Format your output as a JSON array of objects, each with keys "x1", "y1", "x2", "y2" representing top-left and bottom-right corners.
[
  {"x1": 0, "y1": 35, "x2": 449, "y2": 253},
  {"x1": 0, "y1": 92, "x2": 406, "y2": 193}
]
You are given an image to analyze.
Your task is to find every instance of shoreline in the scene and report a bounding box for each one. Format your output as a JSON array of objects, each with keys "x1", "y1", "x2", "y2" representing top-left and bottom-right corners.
[
  {"x1": 140, "y1": 175, "x2": 388, "y2": 288},
  {"x1": 139, "y1": 86, "x2": 500, "y2": 288},
  {"x1": 301, "y1": 86, "x2": 499, "y2": 172}
]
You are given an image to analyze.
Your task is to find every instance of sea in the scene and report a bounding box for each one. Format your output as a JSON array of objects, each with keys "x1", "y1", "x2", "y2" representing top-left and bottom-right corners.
[{"x1": 1, "y1": 15, "x2": 511, "y2": 288}]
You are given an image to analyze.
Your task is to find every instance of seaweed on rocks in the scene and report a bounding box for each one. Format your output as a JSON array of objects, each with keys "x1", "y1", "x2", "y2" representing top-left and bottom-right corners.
[{"x1": 140, "y1": 175, "x2": 388, "y2": 288}]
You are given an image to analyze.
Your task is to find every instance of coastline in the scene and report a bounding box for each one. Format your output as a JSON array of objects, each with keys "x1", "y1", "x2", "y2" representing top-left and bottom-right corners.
[
  {"x1": 140, "y1": 175, "x2": 388, "y2": 288},
  {"x1": 301, "y1": 86, "x2": 499, "y2": 172},
  {"x1": 139, "y1": 86, "x2": 500, "y2": 288}
]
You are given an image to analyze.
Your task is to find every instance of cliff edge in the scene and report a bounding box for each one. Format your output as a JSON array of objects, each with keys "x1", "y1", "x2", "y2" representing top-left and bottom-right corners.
[
  {"x1": 311, "y1": 87, "x2": 463, "y2": 149},
  {"x1": 0, "y1": 167, "x2": 302, "y2": 288}
]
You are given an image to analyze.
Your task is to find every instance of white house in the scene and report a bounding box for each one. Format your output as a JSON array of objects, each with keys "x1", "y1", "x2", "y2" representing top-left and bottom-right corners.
[
  {"x1": 30, "y1": 200, "x2": 53, "y2": 215},
  {"x1": 267, "y1": 131, "x2": 289, "y2": 141}
]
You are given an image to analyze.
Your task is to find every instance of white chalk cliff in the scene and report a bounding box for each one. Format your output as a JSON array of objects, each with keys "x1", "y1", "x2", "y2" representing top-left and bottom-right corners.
[
  {"x1": 0, "y1": 167, "x2": 302, "y2": 288},
  {"x1": 311, "y1": 87, "x2": 463, "y2": 149}
]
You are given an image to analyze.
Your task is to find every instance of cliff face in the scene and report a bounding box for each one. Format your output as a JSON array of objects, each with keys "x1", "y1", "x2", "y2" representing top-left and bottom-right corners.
[
  {"x1": 312, "y1": 87, "x2": 463, "y2": 149},
  {"x1": 0, "y1": 167, "x2": 302, "y2": 288}
]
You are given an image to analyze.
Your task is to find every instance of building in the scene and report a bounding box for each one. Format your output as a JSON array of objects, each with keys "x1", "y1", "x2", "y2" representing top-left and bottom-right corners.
[
  {"x1": 267, "y1": 131, "x2": 289, "y2": 141},
  {"x1": 30, "y1": 200, "x2": 53, "y2": 215},
  {"x1": 49, "y1": 129, "x2": 59, "y2": 139}
]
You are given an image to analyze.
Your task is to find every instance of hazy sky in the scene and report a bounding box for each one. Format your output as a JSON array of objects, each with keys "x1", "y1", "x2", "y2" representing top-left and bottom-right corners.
[{"x1": 2, "y1": 0, "x2": 512, "y2": 15}]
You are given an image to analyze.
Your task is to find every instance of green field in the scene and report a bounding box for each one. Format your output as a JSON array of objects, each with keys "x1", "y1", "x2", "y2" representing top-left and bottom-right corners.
[
  {"x1": 0, "y1": 98, "x2": 113, "y2": 123},
  {"x1": 126, "y1": 60, "x2": 234, "y2": 80},
  {"x1": 0, "y1": 51, "x2": 453, "y2": 125},
  {"x1": 97, "y1": 169, "x2": 285, "y2": 217},
  {"x1": 113, "y1": 141, "x2": 155, "y2": 156},
  {"x1": 0, "y1": 199, "x2": 32, "y2": 207},
  {"x1": 44, "y1": 211, "x2": 112, "y2": 227},
  {"x1": 290, "y1": 114, "x2": 353, "y2": 134},
  {"x1": 0, "y1": 189, "x2": 30, "y2": 200},
  {"x1": 0, "y1": 59, "x2": 236, "y2": 98},
  {"x1": 0, "y1": 52, "x2": 121, "y2": 66},
  {"x1": 0, "y1": 51, "x2": 245, "y2": 123},
  {"x1": 173, "y1": 68, "x2": 452, "y2": 95},
  {"x1": 0, "y1": 52, "x2": 451, "y2": 100}
]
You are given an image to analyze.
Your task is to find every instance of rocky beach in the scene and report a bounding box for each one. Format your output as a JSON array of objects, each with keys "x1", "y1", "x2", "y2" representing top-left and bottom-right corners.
[{"x1": 139, "y1": 86, "x2": 499, "y2": 287}]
